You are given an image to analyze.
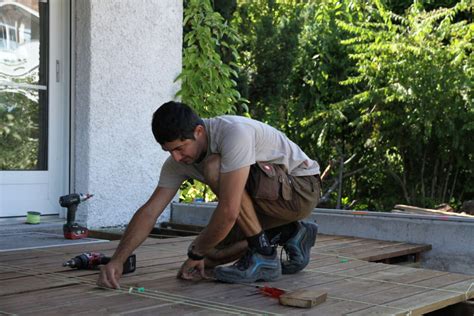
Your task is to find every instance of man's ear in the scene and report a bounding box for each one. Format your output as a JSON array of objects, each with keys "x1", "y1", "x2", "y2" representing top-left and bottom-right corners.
[{"x1": 194, "y1": 125, "x2": 204, "y2": 139}]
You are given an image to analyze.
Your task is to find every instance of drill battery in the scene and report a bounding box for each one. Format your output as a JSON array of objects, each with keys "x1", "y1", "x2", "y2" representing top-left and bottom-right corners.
[
  {"x1": 63, "y1": 252, "x2": 136, "y2": 274},
  {"x1": 63, "y1": 223, "x2": 89, "y2": 240}
]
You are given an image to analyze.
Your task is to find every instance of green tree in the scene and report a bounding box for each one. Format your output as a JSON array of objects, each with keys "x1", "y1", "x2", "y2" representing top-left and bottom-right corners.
[
  {"x1": 177, "y1": 0, "x2": 246, "y2": 202},
  {"x1": 176, "y1": 0, "x2": 246, "y2": 117},
  {"x1": 177, "y1": 0, "x2": 473, "y2": 210},
  {"x1": 0, "y1": 89, "x2": 40, "y2": 170},
  {"x1": 335, "y1": 0, "x2": 473, "y2": 208},
  {"x1": 235, "y1": 0, "x2": 305, "y2": 130}
]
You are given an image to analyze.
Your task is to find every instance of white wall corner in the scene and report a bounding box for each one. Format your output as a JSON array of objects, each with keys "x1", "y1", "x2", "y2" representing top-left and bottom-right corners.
[{"x1": 73, "y1": 0, "x2": 182, "y2": 228}]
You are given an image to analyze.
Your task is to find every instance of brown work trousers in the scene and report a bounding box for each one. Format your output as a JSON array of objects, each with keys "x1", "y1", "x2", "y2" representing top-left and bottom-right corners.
[{"x1": 219, "y1": 162, "x2": 321, "y2": 247}]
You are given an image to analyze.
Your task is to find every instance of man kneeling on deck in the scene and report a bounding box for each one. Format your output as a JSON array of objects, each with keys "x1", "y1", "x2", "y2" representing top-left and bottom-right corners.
[{"x1": 97, "y1": 101, "x2": 321, "y2": 289}]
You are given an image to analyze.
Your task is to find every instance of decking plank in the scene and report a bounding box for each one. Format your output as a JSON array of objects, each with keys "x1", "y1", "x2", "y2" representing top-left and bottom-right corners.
[
  {"x1": 340, "y1": 273, "x2": 474, "y2": 315},
  {"x1": 0, "y1": 274, "x2": 79, "y2": 296},
  {"x1": 356, "y1": 244, "x2": 432, "y2": 262},
  {"x1": 1, "y1": 235, "x2": 472, "y2": 315}
]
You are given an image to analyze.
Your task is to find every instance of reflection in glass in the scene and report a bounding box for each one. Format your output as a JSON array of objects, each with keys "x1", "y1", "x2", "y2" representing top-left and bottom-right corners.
[
  {"x1": 0, "y1": 90, "x2": 39, "y2": 169},
  {"x1": 0, "y1": 1, "x2": 47, "y2": 170}
]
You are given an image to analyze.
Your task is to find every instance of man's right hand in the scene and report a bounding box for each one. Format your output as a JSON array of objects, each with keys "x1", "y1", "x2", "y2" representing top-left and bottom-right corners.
[
  {"x1": 97, "y1": 259, "x2": 123, "y2": 289},
  {"x1": 95, "y1": 186, "x2": 177, "y2": 289}
]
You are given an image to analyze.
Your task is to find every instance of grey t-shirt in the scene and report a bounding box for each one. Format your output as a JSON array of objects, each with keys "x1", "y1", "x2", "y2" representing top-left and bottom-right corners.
[{"x1": 158, "y1": 115, "x2": 320, "y2": 189}]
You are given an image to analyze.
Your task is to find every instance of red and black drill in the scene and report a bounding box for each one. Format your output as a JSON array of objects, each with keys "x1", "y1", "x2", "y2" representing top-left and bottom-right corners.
[
  {"x1": 59, "y1": 193, "x2": 93, "y2": 239},
  {"x1": 63, "y1": 252, "x2": 136, "y2": 274}
]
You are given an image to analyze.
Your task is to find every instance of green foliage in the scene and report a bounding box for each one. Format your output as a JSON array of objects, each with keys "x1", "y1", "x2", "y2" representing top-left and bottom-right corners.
[
  {"x1": 231, "y1": 0, "x2": 472, "y2": 210},
  {"x1": 235, "y1": 0, "x2": 306, "y2": 130},
  {"x1": 0, "y1": 90, "x2": 40, "y2": 170},
  {"x1": 290, "y1": 1, "x2": 363, "y2": 161},
  {"x1": 336, "y1": 0, "x2": 473, "y2": 208},
  {"x1": 177, "y1": 0, "x2": 246, "y2": 202},
  {"x1": 176, "y1": 0, "x2": 247, "y2": 117},
  {"x1": 236, "y1": 0, "x2": 374, "y2": 207},
  {"x1": 179, "y1": 179, "x2": 217, "y2": 203},
  {"x1": 177, "y1": 0, "x2": 473, "y2": 210}
]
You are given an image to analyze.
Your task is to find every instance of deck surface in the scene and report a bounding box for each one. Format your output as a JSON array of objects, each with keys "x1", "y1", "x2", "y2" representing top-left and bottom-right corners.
[{"x1": 0, "y1": 234, "x2": 473, "y2": 315}]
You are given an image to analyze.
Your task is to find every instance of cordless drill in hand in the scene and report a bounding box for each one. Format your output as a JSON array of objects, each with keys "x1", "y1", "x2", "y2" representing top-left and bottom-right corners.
[
  {"x1": 63, "y1": 252, "x2": 136, "y2": 274},
  {"x1": 59, "y1": 193, "x2": 93, "y2": 239}
]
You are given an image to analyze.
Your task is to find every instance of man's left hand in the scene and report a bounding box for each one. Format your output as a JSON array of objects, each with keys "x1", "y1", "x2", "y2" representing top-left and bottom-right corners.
[{"x1": 177, "y1": 258, "x2": 208, "y2": 280}]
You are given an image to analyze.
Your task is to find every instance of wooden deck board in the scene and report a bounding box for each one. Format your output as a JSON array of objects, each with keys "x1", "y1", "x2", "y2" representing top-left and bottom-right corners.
[
  {"x1": 1, "y1": 235, "x2": 472, "y2": 315},
  {"x1": 314, "y1": 234, "x2": 432, "y2": 262}
]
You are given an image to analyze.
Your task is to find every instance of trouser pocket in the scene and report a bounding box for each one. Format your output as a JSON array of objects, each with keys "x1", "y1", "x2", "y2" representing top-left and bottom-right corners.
[{"x1": 246, "y1": 162, "x2": 292, "y2": 201}]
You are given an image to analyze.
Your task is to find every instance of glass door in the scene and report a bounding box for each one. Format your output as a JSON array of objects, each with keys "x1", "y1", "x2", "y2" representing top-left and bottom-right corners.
[{"x1": 0, "y1": 0, "x2": 69, "y2": 217}]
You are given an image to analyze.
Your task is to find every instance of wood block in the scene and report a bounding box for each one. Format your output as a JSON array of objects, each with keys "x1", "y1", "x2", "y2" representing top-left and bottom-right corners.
[{"x1": 279, "y1": 289, "x2": 327, "y2": 308}]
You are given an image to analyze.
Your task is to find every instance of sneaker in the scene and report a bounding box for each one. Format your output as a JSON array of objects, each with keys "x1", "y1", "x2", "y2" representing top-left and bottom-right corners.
[
  {"x1": 214, "y1": 248, "x2": 281, "y2": 283},
  {"x1": 281, "y1": 221, "x2": 318, "y2": 274}
]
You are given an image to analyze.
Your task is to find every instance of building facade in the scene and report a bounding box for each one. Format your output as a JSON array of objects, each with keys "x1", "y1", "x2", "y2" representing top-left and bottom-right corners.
[{"x1": 0, "y1": 0, "x2": 181, "y2": 227}]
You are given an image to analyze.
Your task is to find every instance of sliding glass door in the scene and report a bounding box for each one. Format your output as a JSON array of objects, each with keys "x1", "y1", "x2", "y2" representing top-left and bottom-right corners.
[{"x1": 0, "y1": 0, "x2": 69, "y2": 217}]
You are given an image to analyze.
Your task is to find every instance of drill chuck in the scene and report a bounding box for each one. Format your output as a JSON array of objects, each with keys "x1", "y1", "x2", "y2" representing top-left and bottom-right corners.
[{"x1": 59, "y1": 193, "x2": 93, "y2": 208}]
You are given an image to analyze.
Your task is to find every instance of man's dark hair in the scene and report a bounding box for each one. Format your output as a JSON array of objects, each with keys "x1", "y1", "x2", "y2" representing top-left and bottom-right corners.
[{"x1": 151, "y1": 101, "x2": 204, "y2": 145}]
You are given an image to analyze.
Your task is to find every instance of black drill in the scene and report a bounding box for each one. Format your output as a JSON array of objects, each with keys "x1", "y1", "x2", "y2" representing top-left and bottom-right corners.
[
  {"x1": 59, "y1": 193, "x2": 93, "y2": 239},
  {"x1": 63, "y1": 252, "x2": 136, "y2": 274}
]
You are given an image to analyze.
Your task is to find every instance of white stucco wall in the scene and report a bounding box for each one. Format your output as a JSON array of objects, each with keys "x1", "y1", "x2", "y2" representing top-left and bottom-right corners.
[{"x1": 73, "y1": 0, "x2": 182, "y2": 228}]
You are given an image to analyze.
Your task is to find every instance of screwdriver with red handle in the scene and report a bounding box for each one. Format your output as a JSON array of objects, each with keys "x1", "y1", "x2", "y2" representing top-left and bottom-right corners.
[
  {"x1": 207, "y1": 275, "x2": 286, "y2": 298},
  {"x1": 257, "y1": 285, "x2": 286, "y2": 298}
]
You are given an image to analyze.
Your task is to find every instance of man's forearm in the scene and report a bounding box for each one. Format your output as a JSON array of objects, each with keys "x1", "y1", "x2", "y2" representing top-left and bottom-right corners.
[
  {"x1": 193, "y1": 203, "x2": 238, "y2": 255},
  {"x1": 193, "y1": 167, "x2": 249, "y2": 256},
  {"x1": 110, "y1": 186, "x2": 177, "y2": 263},
  {"x1": 111, "y1": 207, "x2": 157, "y2": 262}
]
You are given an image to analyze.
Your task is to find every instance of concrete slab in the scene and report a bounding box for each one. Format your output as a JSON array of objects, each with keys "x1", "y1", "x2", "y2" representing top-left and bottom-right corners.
[
  {"x1": 0, "y1": 232, "x2": 107, "y2": 252},
  {"x1": 0, "y1": 215, "x2": 108, "y2": 252}
]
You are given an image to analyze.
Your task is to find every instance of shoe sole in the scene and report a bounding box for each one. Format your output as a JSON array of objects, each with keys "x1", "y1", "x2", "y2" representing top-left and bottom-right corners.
[
  {"x1": 304, "y1": 221, "x2": 318, "y2": 248},
  {"x1": 282, "y1": 221, "x2": 318, "y2": 274},
  {"x1": 301, "y1": 221, "x2": 318, "y2": 262}
]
